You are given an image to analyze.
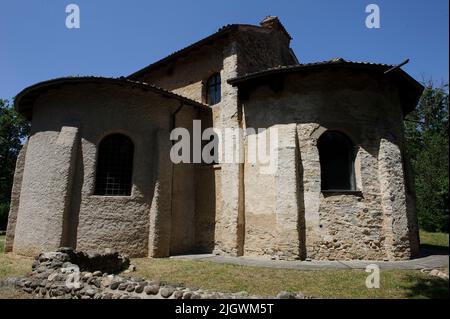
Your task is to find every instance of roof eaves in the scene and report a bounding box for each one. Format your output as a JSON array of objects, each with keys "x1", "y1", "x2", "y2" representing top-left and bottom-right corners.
[
  {"x1": 227, "y1": 59, "x2": 424, "y2": 116},
  {"x1": 15, "y1": 76, "x2": 209, "y2": 119},
  {"x1": 228, "y1": 59, "x2": 395, "y2": 85}
]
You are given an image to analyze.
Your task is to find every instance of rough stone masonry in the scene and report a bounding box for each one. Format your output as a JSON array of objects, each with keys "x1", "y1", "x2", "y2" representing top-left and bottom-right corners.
[
  {"x1": 6, "y1": 16, "x2": 423, "y2": 261},
  {"x1": 0, "y1": 248, "x2": 309, "y2": 299}
]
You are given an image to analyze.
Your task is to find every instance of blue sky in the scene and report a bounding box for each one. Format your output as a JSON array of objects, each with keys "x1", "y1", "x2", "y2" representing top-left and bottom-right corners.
[{"x1": 0, "y1": 0, "x2": 448, "y2": 100}]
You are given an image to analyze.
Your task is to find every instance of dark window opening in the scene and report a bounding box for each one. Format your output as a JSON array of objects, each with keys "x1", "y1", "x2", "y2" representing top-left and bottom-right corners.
[
  {"x1": 318, "y1": 131, "x2": 356, "y2": 191},
  {"x1": 206, "y1": 73, "x2": 221, "y2": 105},
  {"x1": 94, "y1": 134, "x2": 134, "y2": 196}
]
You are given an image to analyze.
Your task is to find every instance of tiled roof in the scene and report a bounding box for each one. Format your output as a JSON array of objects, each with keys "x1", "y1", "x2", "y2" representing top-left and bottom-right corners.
[
  {"x1": 15, "y1": 76, "x2": 209, "y2": 120},
  {"x1": 127, "y1": 23, "x2": 275, "y2": 79},
  {"x1": 228, "y1": 58, "x2": 396, "y2": 84},
  {"x1": 227, "y1": 58, "x2": 424, "y2": 115}
]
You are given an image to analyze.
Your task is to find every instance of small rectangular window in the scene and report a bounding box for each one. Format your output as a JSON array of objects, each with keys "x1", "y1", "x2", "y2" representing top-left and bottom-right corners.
[
  {"x1": 94, "y1": 134, "x2": 134, "y2": 196},
  {"x1": 206, "y1": 73, "x2": 221, "y2": 105}
]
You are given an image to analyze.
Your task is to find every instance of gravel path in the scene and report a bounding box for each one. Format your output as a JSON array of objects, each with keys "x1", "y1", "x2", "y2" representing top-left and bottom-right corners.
[{"x1": 170, "y1": 252, "x2": 449, "y2": 270}]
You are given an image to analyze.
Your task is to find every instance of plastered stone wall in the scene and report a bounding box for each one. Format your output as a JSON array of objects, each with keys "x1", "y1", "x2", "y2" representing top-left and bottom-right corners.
[
  {"x1": 9, "y1": 25, "x2": 418, "y2": 261},
  {"x1": 4, "y1": 142, "x2": 28, "y2": 252},
  {"x1": 241, "y1": 69, "x2": 418, "y2": 260},
  {"x1": 13, "y1": 126, "x2": 79, "y2": 256},
  {"x1": 243, "y1": 124, "x2": 306, "y2": 260},
  {"x1": 11, "y1": 84, "x2": 201, "y2": 257},
  {"x1": 170, "y1": 108, "x2": 197, "y2": 255},
  {"x1": 133, "y1": 26, "x2": 297, "y2": 256},
  {"x1": 148, "y1": 129, "x2": 173, "y2": 258},
  {"x1": 235, "y1": 26, "x2": 296, "y2": 73},
  {"x1": 137, "y1": 44, "x2": 223, "y2": 103}
]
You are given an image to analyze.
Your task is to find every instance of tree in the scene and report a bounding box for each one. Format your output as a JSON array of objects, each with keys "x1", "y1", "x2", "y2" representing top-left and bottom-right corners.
[
  {"x1": 405, "y1": 82, "x2": 449, "y2": 233},
  {"x1": 0, "y1": 99, "x2": 30, "y2": 230}
]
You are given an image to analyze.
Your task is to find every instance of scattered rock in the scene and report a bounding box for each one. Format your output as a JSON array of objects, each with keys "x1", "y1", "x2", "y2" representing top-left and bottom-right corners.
[
  {"x1": 126, "y1": 284, "x2": 136, "y2": 292},
  {"x1": 173, "y1": 290, "x2": 184, "y2": 299},
  {"x1": 135, "y1": 284, "x2": 146, "y2": 294},
  {"x1": 427, "y1": 269, "x2": 449, "y2": 280},
  {"x1": 144, "y1": 285, "x2": 159, "y2": 295},
  {"x1": 110, "y1": 281, "x2": 120, "y2": 290},
  {"x1": 277, "y1": 291, "x2": 297, "y2": 299},
  {"x1": 83, "y1": 272, "x2": 93, "y2": 280},
  {"x1": 8, "y1": 249, "x2": 312, "y2": 300},
  {"x1": 160, "y1": 286, "x2": 175, "y2": 298},
  {"x1": 85, "y1": 288, "x2": 96, "y2": 297},
  {"x1": 118, "y1": 283, "x2": 128, "y2": 291},
  {"x1": 101, "y1": 275, "x2": 114, "y2": 288},
  {"x1": 182, "y1": 292, "x2": 193, "y2": 299}
]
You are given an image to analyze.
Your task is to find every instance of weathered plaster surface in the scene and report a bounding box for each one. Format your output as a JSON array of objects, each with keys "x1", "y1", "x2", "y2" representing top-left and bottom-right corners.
[
  {"x1": 8, "y1": 23, "x2": 418, "y2": 261},
  {"x1": 241, "y1": 70, "x2": 418, "y2": 260},
  {"x1": 11, "y1": 84, "x2": 202, "y2": 257},
  {"x1": 13, "y1": 126, "x2": 79, "y2": 256},
  {"x1": 4, "y1": 142, "x2": 28, "y2": 252}
]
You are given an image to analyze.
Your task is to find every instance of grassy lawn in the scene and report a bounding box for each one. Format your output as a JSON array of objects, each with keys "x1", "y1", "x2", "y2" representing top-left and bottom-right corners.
[
  {"x1": 420, "y1": 230, "x2": 449, "y2": 249},
  {"x1": 0, "y1": 234, "x2": 448, "y2": 299},
  {"x1": 131, "y1": 258, "x2": 448, "y2": 299},
  {"x1": 0, "y1": 235, "x2": 33, "y2": 280},
  {"x1": 0, "y1": 235, "x2": 4, "y2": 254}
]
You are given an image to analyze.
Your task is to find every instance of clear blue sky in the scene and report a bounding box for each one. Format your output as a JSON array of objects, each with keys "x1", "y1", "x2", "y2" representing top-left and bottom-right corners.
[{"x1": 0, "y1": 0, "x2": 448, "y2": 100}]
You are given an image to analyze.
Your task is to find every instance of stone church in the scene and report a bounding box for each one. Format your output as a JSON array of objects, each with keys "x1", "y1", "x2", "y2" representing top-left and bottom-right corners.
[{"x1": 6, "y1": 17, "x2": 423, "y2": 261}]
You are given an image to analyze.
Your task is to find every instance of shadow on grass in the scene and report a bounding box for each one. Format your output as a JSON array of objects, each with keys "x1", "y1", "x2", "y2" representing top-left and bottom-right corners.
[
  {"x1": 404, "y1": 274, "x2": 449, "y2": 299},
  {"x1": 419, "y1": 244, "x2": 450, "y2": 257}
]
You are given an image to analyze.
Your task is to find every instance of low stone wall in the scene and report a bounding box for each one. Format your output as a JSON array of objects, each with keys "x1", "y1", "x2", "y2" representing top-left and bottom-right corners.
[
  {"x1": 2, "y1": 249, "x2": 309, "y2": 299},
  {"x1": 32, "y1": 247, "x2": 130, "y2": 274}
]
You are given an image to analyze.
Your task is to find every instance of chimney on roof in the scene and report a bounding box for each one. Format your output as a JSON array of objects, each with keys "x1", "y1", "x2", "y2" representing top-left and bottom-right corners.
[{"x1": 259, "y1": 16, "x2": 292, "y2": 42}]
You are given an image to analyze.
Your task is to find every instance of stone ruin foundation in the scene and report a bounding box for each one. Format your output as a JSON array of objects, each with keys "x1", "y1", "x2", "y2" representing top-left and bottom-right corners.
[{"x1": 0, "y1": 248, "x2": 309, "y2": 299}]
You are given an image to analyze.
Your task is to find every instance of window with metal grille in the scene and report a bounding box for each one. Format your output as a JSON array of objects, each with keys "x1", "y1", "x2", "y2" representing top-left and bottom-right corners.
[
  {"x1": 318, "y1": 131, "x2": 356, "y2": 191},
  {"x1": 206, "y1": 73, "x2": 221, "y2": 105},
  {"x1": 94, "y1": 134, "x2": 134, "y2": 196}
]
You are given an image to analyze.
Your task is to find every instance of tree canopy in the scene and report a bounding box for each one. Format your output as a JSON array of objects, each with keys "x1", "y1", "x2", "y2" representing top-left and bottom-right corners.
[
  {"x1": 405, "y1": 82, "x2": 449, "y2": 232},
  {"x1": 0, "y1": 99, "x2": 30, "y2": 229}
]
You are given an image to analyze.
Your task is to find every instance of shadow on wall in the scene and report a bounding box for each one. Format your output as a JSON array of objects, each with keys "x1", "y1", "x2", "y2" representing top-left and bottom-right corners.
[
  {"x1": 240, "y1": 69, "x2": 419, "y2": 259},
  {"x1": 193, "y1": 165, "x2": 217, "y2": 254},
  {"x1": 296, "y1": 135, "x2": 307, "y2": 259},
  {"x1": 62, "y1": 140, "x2": 84, "y2": 249},
  {"x1": 58, "y1": 130, "x2": 158, "y2": 257}
]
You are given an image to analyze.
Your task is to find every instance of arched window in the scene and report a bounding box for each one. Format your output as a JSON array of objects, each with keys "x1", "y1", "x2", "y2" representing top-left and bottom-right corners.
[
  {"x1": 94, "y1": 134, "x2": 134, "y2": 196},
  {"x1": 318, "y1": 131, "x2": 355, "y2": 191},
  {"x1": 205, "y1": 73, "x2": 221, "y2": 105}
]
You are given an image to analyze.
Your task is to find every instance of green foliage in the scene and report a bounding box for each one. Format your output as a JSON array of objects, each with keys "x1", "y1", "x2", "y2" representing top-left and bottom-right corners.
[
  {"x1": 0, "y1": 99, "x2": 30, "y2": 230},
  {"x1": 420, "y1": 230, "x2": 449, "y2": 249},
  {"x1": 405, "y1": 82, "x2": 449, "y2": 233},
  {"x1": 0, "y1": 203, "x2": 9, "y2": 232}
]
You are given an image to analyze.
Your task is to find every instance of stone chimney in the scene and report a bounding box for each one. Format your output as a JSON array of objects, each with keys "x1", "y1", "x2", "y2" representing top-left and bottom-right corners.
[{"x1": 260, "y1": 16, "x2": 292, "y2": 42}]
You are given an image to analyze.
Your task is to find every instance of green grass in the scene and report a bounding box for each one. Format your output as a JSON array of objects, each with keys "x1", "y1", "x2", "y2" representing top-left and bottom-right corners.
[
  {"x1": 0, "y1": 235, "x2": 33, "y2": 280},
  {"x1": 0, "y1": 235, "x2": 4, "y2": 254},
  {"x1": 420, "y1": 230, "x2": 449, "y2": 249},
  {"x1": 0, "y1": 234, "x2": 448, "y2": 299},
  {"x1": 131, "y1": 258, "x2": 449, "y2": 299}
]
